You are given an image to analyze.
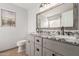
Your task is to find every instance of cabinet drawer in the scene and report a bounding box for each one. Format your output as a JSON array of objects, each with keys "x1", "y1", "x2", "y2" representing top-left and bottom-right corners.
[
  {"x1": 35, "y1": 37, "x2": 42, "y2": 45},
  {"x1": 44, "y1": 39, "x2": 59, "y2": 50},
  {"x1": 35, "y1": 44, "x2": 42, "y2": 56}
]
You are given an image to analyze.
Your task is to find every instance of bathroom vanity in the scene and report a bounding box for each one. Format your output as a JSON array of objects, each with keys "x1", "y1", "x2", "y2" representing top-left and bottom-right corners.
[
  {"x1": 27, "y1": 3, "x2": 79, "y2": 56},
  {"x1": 31, "y1": 33, "x2": 79, "y2": 56}
]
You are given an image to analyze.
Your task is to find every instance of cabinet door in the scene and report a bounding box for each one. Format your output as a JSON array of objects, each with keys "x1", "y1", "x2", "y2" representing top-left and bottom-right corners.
[
  {"x1": 58, "y1": 42, "x2": 79, "y2": 56},
  {"x1": 44, "y1": 38, "x2": 79, "y2": 56},
  {"x1": 44, "y1": 39, "x2": 60, "y2": 51}
]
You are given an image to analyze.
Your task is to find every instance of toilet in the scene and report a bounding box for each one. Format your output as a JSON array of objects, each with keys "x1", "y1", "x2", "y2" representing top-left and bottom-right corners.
[{"x1": 17, "y1": 40, "x2": 26, "y2": 53}]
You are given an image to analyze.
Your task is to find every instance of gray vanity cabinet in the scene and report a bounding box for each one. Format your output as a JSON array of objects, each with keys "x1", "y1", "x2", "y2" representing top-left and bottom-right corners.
[
  {"x1": 33, "y1": 35, "x2": 79, "y2": 56},
  {"x1": 43, "y1": 38, "x2": 79, "y2": 56},
  {"x1": 34, "y1": 36, "x2": 43, "y2": 56}
]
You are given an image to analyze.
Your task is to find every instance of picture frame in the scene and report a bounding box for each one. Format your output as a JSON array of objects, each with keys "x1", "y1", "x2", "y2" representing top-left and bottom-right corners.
[{"x1": 1, "y1": 9, "x2": 16, "y2": 27}]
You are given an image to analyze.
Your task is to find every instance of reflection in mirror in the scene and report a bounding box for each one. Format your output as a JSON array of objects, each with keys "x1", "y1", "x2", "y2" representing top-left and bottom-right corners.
[
  {"x1": 38, "y1": 14, "x2": 48, "y2": 28},
  {"x1": 61, "y1": 9, "x2": 73, "y2": 27},
  {"x1": 48, "y1": 14, "x2": 61, "y2": 28},
  {"x1": 36, "y1": 3, "x2": 78, "y2": 31}
]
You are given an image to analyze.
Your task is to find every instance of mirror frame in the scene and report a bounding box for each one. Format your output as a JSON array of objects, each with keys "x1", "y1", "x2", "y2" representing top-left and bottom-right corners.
[{"x1": 36, "y1": 3, "x2": 78, "y2": 31}]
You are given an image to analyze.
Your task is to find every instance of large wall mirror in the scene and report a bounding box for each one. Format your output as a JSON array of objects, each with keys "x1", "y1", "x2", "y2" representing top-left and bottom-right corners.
[{"x1": 36, "y1": 3, "x2": 78, "y2": 31}]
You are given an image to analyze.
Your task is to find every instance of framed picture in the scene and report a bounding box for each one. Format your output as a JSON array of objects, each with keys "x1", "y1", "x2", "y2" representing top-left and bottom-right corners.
[{"x1": 1, "y1": 9, "x2": 16, "y2": 27}]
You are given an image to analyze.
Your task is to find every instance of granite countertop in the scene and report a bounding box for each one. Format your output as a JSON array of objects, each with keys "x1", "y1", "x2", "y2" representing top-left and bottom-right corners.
[{"x1": 31, "y1": 33, "x2": 79, "y2": 46}]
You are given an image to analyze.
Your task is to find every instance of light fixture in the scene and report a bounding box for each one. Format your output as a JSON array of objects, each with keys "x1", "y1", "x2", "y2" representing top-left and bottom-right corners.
[
  {"x1": 39, "y1": 3, "x2": 58, "y2": 12},
  {"x1": 40, "y1": 3, "x2": 50, "y2": 8}
]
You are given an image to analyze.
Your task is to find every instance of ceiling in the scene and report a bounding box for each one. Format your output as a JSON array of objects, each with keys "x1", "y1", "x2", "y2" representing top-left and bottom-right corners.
[{"x1": 13, "y1": 3, "x2": 40, "y2": 10}]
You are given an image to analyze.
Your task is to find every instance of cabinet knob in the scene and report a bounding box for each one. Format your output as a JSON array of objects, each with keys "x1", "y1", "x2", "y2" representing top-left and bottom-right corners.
[
  {"x1": 52, "y1": 54, "x2": 56, "y2": 56},
  {"x1": 37, "y1": 40, "x2": 39, "y2": 42},
  {"x1": 36, "y1": 48, "x2": 39, "y2": 51}
]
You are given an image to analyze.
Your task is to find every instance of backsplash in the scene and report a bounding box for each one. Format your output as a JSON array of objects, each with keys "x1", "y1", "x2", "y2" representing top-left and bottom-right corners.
[{"x1": 37, "y1": 29, "x2": 79, "y2": 38}]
